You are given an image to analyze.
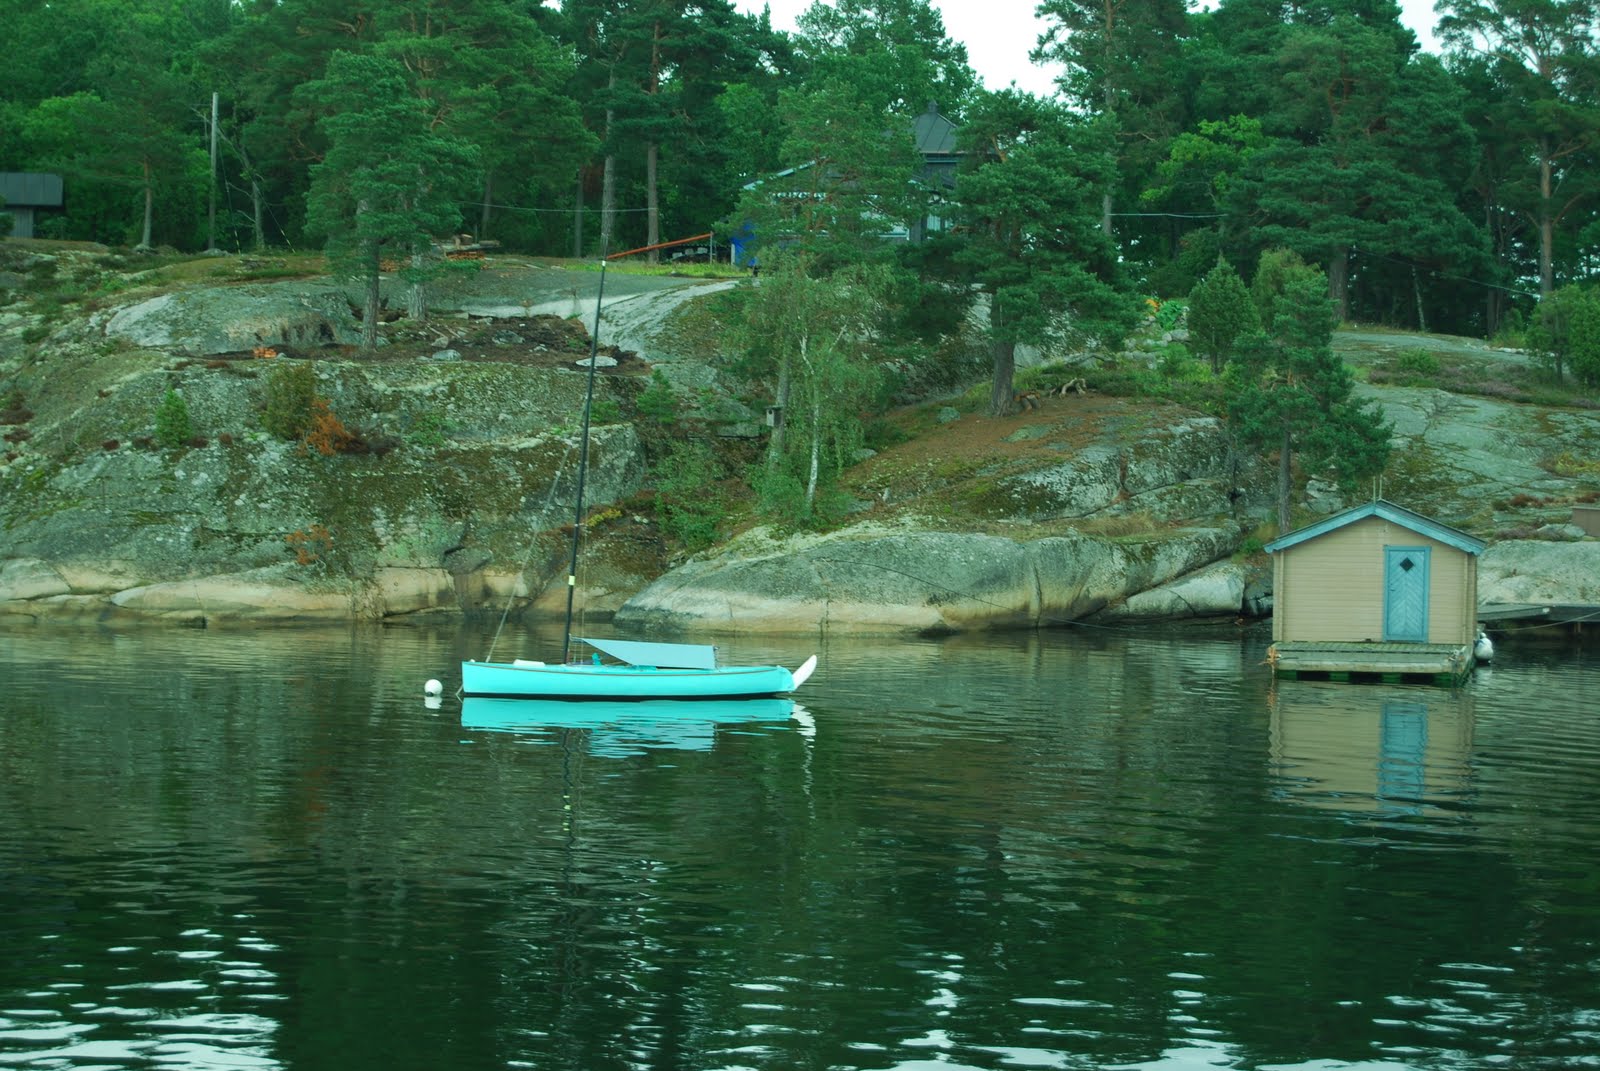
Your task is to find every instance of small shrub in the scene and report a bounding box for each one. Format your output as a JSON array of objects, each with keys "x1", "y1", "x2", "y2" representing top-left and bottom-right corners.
[
  {"x1": 1395, "y1": 350, "x2": 1440, "y2": 377},
  {"x1": 1076, "y1": 510, "x2": 1161, "y2": 538},
  {"x1": 262, "y1": 361, "x2": 318, "y2": 440},
  {"x1": 303, "y1": 398, "x2": 355, "y2": 456},
  {"x1": 1545, "y1": 451, "x2": 1600, "y2": 478},
  {"x1": 4, "y1": 427, "x2": 32, "y2": 443},
  {"x1": 406, "y1": 411, "x2": 449, "y2": 448},
  {"x1": 155, "y1": 389, "x2": 193, "y2": 448},
  {"x1": 0, "y1": 408, "x2": 32, "y2": 425},
  {"x1": 652, "y1": 440, "x2": 727, "y2": 549},
  {"x1": 285, "y1": 524, "x2": 334, "y2": 566},
  {"x1": 864, "y1": 417, "x2": 911, "y2": 452},
  {"x1": 102, "y1": 439, "x2": 119, "y2": 451},
  {"x1": 185, "y1": 434, "x2": 209, "y2": 449},
  {"x1": 589, "y1": 399, "x2": 622, "y2": 424},
  {"x1": 636, "y1": 369, "x2": 679, "y2": 425},
  {"x1": 218, "y1": 432, "x2": 234, "y2": 446}
]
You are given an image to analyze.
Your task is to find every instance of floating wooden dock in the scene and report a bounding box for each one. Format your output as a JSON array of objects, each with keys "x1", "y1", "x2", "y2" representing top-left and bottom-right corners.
[
  {"x1": 1268, "y1": 641, "x2": 1474, "y2": 686},
  {"x1": 1477, "y1": 603, "x2": 1600, "y2": 629}
]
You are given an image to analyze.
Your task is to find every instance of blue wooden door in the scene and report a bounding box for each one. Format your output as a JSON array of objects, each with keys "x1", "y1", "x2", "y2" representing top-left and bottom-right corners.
[
  {"x1": 1378, "y1": 699, "x2": 1428, "y2": 813},
  {"x1": 1383, "y1": 546, "x2": 1430, "y2": 641}
]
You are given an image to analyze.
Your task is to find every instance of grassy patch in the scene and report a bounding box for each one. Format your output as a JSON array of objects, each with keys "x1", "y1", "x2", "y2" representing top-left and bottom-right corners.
[{"x1": 661, "y1": 287, "x2": 751, "y2": 363}]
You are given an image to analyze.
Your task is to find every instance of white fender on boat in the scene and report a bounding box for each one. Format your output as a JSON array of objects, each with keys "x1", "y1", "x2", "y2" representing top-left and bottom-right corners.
[{"x1": 792, "y1": 655, "x2": 818, "y2": 690}]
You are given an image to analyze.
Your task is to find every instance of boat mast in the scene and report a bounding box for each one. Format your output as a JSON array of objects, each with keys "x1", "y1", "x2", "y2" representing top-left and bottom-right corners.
[{"x1": 562, "y1": 252, "x2": 608, "y2": 663}]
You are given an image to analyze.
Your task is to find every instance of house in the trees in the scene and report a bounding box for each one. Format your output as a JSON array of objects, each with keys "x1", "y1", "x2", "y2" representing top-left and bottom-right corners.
[
  {"x1": 1, "y1": 173, "x2": 65, "y2": 238},
  {"x1": 731, "y1": 102, "x2": 966, "y2": 265},
  {"x1": 1264, "y1": 499, "x2": 1485, "y2": 685}
]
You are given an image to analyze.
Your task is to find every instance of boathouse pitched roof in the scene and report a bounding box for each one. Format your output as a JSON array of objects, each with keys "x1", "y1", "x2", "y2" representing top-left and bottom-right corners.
[{"x1": 1264, "y1": 500, "x2": 1486, "y2": 556}]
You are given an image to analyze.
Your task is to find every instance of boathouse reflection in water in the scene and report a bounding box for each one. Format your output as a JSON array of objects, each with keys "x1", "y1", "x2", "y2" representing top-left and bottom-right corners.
[{"x1": 1269, "y1": 683, "x2": 1475, "y2": 815}]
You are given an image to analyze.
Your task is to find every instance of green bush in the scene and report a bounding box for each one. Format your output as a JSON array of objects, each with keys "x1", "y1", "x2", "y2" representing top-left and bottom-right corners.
[
  {"x1": 636, "y1": 369, "x2": 679, "y2": 425},
  {"x1": 154, "y1": 389, "x2": 193, "y2": 448},
  {"x1": 1395, "y1": 350, "x2": 1440, "y2": 378},
  {"x1": 406, "y1": 411, "x2": 449, "y2": 448},
  {"x1": 652, "y1": 440, "x2": 726, "y2": 549},
  {"x1": 261, "y1": 361, "x2": 318, "y2": 440}
]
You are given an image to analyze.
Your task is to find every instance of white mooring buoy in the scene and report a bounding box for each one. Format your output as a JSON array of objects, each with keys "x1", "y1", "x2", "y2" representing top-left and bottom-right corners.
[{"x1": 424, "y1": 678, "x2": 443, "y2": 697}]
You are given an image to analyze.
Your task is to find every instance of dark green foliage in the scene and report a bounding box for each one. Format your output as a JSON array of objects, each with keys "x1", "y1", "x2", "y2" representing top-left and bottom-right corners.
[
  {"x1": 954, "y1": 92, "x2": 1137, "y2": 416},
  {"x1": 300, "y1": 51, "x2": 480, "y2": 347},
  {"x1": 795, "y1": 0, "x2": 979, "y2": 117},
  {"x1": 635, "y1": 370, "x2": 680, "y2": 426},
  {"x1": 1529, "y1": 285, "x2": 1600, "y2": 385},
  {"x1": 261, "y1": 361, "x2": 317, "y2": 440},
  {"x1": 652, "y1": 439, "x2": 727, "y2": 550},
  {"x1": 1250, "y1": 249, "x2": 1321, "y2": 333},
  {"x1": 154, "y1": 389, "x2": 193, "y2": 448},
  {"x1": 1227, "y1": 272, "x2": 1392, "y2": 528},
  {"x1": 1187, "y1": 260, "x2": 1259, "y2": 373}
]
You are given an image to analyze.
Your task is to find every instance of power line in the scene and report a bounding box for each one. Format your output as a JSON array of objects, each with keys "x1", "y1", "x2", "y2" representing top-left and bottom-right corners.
[{"x1": 461, "y1": 199, "x2": 654, "y2": 216}]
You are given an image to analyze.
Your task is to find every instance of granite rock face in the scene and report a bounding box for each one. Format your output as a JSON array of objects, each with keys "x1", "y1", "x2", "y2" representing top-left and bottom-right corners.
[
  {"x1": 102, "y1": 284, "x2": 362, "y2": 355},
  {"x1": 614, "y1": 525, "x2": 1243, "y2": 634}
]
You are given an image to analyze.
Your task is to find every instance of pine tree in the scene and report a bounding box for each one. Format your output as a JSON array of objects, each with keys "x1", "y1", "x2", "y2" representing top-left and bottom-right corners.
[
  {"x1": 1187, "y1": 260, "x2": 1258, "y2": 373},
  {"x1": 1227, "y1": 273, "x2": 1391, "y2": 530},
  {"x1": 953, "y1": 92, "x2": 1135, "y2": 416},
  {"x1": 300, "y1": 52, "x2": 479, "y2": 350}
]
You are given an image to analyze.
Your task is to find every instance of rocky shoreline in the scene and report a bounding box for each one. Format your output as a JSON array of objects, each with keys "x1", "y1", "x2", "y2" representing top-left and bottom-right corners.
[{"x1": 2, "y1": 246, "x2": 1597, "y2": 633}]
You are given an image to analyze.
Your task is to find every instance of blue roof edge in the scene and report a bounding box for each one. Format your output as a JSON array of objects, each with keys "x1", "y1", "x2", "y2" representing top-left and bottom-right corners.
[{"x1": 1264, "y1": 500, "x2": 1487, "y2": 556}]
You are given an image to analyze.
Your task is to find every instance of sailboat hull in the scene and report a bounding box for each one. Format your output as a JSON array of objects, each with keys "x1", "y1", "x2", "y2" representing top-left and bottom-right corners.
[{"x1": 460, "y1": 659, "x2": 798, "y2": 701}]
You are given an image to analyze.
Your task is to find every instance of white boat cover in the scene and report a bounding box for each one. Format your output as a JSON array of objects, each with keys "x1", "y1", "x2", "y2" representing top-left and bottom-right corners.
[{"x1": 581, "y1": 637, "x2": 719, "y2": 670}]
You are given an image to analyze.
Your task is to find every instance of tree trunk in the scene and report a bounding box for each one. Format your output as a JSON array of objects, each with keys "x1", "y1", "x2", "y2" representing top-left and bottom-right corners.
[
  {"x1": 767, "y1": 356, "x2": 791, "y2": 468},
  {"x1": 989, "y1": 296, "x2": 1017, "y2": 416},
  {"x1": 806, "y1": 392, "x2": 821, "y2": 508},
  {"x1": 1538, "y1": 136, "x2": 1555, "y2": 297},
  {"x1": 600, "y1": 71, "x2": 617, "y2": 256},
  {"x1": 362, "y1": 255, "x2": 381, "y2": 351},
  {"x1": 360, "y1": 199, "x2": 380, "y2": 351},
  {"x1": 571, "y1": 169, "x2": 585, "y2": 259},
  {"x1": 1412, "y1": 268, "x2": 1427, "y2": 334},
  {"x1": 646, "y1": 141, "x2": 660, "y2": 264},
  {"x1": 251, "y1": 179, "x2": 264, "y2": 251},
  {"x1": 1328, "y1": 245, "x2": 1351, "y2": 323},
  {"x1": 1101, "y1": 190, "x2": 1113, "y2": 238},
  {"x1": 989, "y1": 345, "x2": 1016, "y2": 416},
  {"x1": 138, "y1": 160, "x2": 154, "y2": 250},
  {"x1": 646, "y1": 26, "x2": 662, "y2": 264},
  {"x1": 408, "y1": 249, "x2": 425, "y2": 322},
  {"x1": 1277, "y1": 426, "x2": 1293, "y2": 532},
  {"x1": 206, "y1": 91, "x2": 219, "y2": 253},
  {"x1": 478, "y1": 173, "x2": 493, "y2": 241}
]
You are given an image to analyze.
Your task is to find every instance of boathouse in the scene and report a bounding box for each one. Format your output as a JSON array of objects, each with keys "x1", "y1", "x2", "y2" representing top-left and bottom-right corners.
[{"x1": 1264, "y1": 500, "x2": 1486, "y2": 684}]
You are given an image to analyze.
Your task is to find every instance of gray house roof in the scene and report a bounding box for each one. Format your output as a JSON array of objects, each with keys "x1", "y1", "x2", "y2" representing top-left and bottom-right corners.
[
  {"x1": 1265, "y1": 499, "x2": 1487, "y2": 556},
  {"x1": 911, "y1": 102, "x2": 960, "y2": 156},
  {"x1": 0, "y1": 173, "x2": 64, "y2": 208}
]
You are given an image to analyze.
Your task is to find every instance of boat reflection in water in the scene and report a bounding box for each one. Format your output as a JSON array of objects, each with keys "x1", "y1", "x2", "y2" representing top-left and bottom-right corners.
[
  {"x1": 1269, "y1": 683, "x2": 1475, "y2": 817},
  {"x1": 460, "y1": 696, "x2": 799, "y2": 757}
]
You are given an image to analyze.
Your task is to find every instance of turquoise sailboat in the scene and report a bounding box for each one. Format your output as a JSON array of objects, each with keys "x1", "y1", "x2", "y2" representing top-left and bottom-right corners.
[{"x1": 459, "y1": 256, "x2": 816, "y2": 702}]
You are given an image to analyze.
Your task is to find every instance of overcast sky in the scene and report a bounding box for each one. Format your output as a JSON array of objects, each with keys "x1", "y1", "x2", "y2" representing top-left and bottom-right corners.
[{"x1": 731, "y1": 0, "x2": 1445, "y2": 99}]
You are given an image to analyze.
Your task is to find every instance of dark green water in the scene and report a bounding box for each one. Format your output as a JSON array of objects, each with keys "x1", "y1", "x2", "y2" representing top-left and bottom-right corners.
[{"x1": 1, "y1": 622, "x2": 1597, "y2": 1071}]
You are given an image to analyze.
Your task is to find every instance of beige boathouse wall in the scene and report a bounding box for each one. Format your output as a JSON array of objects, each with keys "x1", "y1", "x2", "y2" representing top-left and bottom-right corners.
[{"x1": 1272, "y1": 516, "x2": 1478, "y2": 645}]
